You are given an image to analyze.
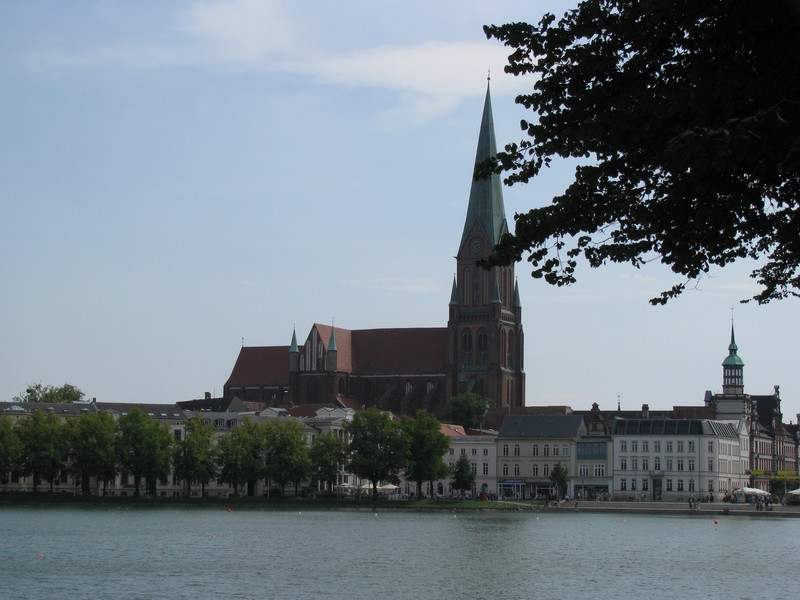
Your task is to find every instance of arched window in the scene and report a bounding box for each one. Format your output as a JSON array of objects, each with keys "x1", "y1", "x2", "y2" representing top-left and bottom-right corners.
[
  {"x1": 426, "y1": 380, "x2": 433, "y2": 394},
  {"x1": 477, "y1": 329, "x2": 488, "y2": 365},
  {"x1": 544, "y1": 444, "x2": 550, "y2": 456},
  {"x1": 338, "y1": 378, "x2": 345, "y2": 395},
  {"x1": 462, "y1": 330, "x2": 473, "y2": 366},
  {"x1": 500, "y1": 330, "x2": 507, "y2": 367},
  {"x1": 507, "y1": 331, "x2": 514, "y2": 369},
  {"x1": 502, "y1": 464, "x2": 509, "y2": 476},
  {"x1": 405, "y1": 381, "x2": 413, "y2": 396}
]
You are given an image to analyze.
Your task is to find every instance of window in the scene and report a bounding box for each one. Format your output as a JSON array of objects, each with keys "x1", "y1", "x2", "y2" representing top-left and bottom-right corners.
[
  {"x1": 544, "y1": 444, "x2": 550, "y2": 456},
  {"x1": 502, "y1": 445, "x2": 508, "y2": 457},
  {"x1": 642, "y1": 479, "x2": 649, "y2": 491},
  {"x1": 708, "y1": 441, "x2": 714, "y2": 453},
  {"x1": 654, "y1": 441, "x2": 661, "y2": 452},
  {"x1": 642, "y1": 458, "x2": 649, "y2": 470},
  {"x1": 532, "y1": 464, "x2": 539, "y2": 477},
  {"x1": 631, "y1": 441, "x2": 638, "y2": 452},
  {"x1": 577, "y1": 442, "x2": 607, "y2": 459},
  {"x1": 666, "y1": 441, "x2": 673, "y2": 453},
  {"x1": 532, "y1": 444, "x2": 539, "y2": 456},
  {"x1": 620, "y1": 441, "x2": 628, "y2": 452},
  {"x1": 543, "y1": 464, "x2": 550, "y2": 476},
  {"x1": 677, "y1": 479, "x2": 684, "y2": 491},
  {"x1": 688, "y1": 479, "x2": 695, "y2": 492},
  {"x1": 708, "y1": 459, "x2": 713, "y2": 472},
  {"x1": 483, "y1": 448, "x2": 488, "y2": 456},
  {"x1": 688, "y1": 459, "x2": 695, "y2": 471},
  {"x1": 666, "y1": 479, "x2": 673, "y2": 491},
  {"x1": 594, "y1": 464, "x2": 605, "y2": 477},
  {"x1": 562, "y1": 445, "x2": 569, "y2": 457},
  {"x1": 642, "y1": 441, "x2": 649, "y2": 452},
  {"x1": 483, "y1": 463, "x2": 489, "y2": 475},
  {"x1": 631, "y1": 479, "x2": 637, "y2": 491},
  {"x1": 654, "y1": 456, "x2": 661, "y2": 470},
  {"x1": 666, "y1": 458, "x2": 673, "y2": 470},
  {"x1": 513, "y1": 464, "x2": 520, "y2": 476},
  {"x1": 631, "y1": 458, "x2": 638, "y2": 471},
  {"x1": 514, "y1": 444, "x2": 520, "y2": 456},
  {"x1": 471, "y1": 463, "x2": 477, "y2": 474},
  {"x1": 502, "y1": 464, "x2": 508, "y2": 476},
  {"x1": 460, "y1": 448, "x2": 466, "y2": 455},
  {"x1": 449, "y1": 448, "x2": 455, "y2": 455},
  {"x1": 472, "y1": 448, "x2": 477, "y2": 456},
  {"x1": 620, "y1": 458, "x2": 627, "y2": 471},
  {"x1": 677, "y1": 459, "x2": 684, "y2": 471},
  {"x1": 677, "y1": 441, "x2": 684, "y2": 453},
  {"x1": 708, "y1": 479, "x2": 714, "y2": 492},
  {"x1": 688, "y1": 441, "x2": 695, "y2": 453},
  {"x1": 553, "y1": 445, "x2": 559, "y2": 456},
  {"x1": 621, "y1": 479, "x2": 627, "y2": 491},
  {"x1": 579, "y1": 464, "x2": 590, "y2": 477}
]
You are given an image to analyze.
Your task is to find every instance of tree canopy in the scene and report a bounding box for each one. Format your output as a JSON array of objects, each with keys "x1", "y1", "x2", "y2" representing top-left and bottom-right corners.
[
  {"x1": 401, "y1": 410, "x2": 450, "y2": 498},
  {"x1": 443, "y1": 393, "x2": 491, "y2": 430},
  {"x1": 345, "y1": 408, "x2": 408, "y2": 501},
  {"x1": 481, "y1": 0, "x2": 800, "y2": 304},
  {"x1": 14, "y1": 383, "x2": 85, "y2": 404},
  {"x1": 450, "y1": 454, "x2": 476, "y2": 496}
]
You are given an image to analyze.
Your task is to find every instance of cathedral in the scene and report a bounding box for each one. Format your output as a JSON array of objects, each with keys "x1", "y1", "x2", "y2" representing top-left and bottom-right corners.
[{"x1": 224, "y1": 84, "x2": 526, "y2": 415}]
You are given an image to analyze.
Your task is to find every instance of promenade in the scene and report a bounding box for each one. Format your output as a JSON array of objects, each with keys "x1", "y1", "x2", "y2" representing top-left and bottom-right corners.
[{"x1": 551, "y1": 499, "x2": 800, "y2": 518}]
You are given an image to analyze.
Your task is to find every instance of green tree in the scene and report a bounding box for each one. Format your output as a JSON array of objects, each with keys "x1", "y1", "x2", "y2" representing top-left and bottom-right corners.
[
  {"x1": 217, "y1": 418, "x2": 264, "y2": 496},
  {"x1": 14, "y1": 383, "x2": 85, "y2": 404},
  {"x1": 310, "y1": 431, "x2": 349, "y2": 496},
  {"x1": 450, "y1": 454, "x2": 476, "y2": 497},
  {"x1": 0, "y1": 417, "x2": 22, "y2": 487},
  {"x1": 263, "y1": 418, "x2": 311, "y2": 496},
  {"x1": 67, "y1": 411, "x2": 118, "y2": 495},
  {"x1": 173, "y1": 417, "x2": 218, "y2": 497},
  {"x1": 481, "y1": 1, "x2": 800, "y2": 304},
  {"x1": 443, "y1": 393, "x2": 491, "y2": 429},
  {"x1": 117, "y1": 408, "x2": 173, "y2": 496},
  {"x1": 550, "y1": 463, "x2": 569, "y2": 500},
  {"x1": 401, "y1": 410, "x2": 450, "y2": 498},
  {"x1": 16, "y1": 410, "x2": 67, "y2": 492},
  {"x1": 345, "y1": 409, "x2": 408, "y2": 502}
]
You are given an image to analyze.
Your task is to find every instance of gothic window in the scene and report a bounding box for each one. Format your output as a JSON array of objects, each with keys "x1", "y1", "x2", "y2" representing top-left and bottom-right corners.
[
  {"x1": 500, "y1": 330, "x2": 507, "y2": 367},
  {"x1": 405, "y1": 381, "x2": 413, "y2": 396},
  {"x1": 477, "y1": 330, "x2": 488, "y2": 365},
  {"x1": 507, "y1": 331, "x2": 514, "y2": 368},
  {"x1": 462, "y1": 330, "x2": 473, "y2": 366},
  {"x1": 471, "y1": 268, "x2": 480, "y2": 306},
  {"x1": 338, "y1": 378, "x2": 345, "y2": 395},
  {"x1": 426, "y1": 380, "x2": 433, "y2": 394}
]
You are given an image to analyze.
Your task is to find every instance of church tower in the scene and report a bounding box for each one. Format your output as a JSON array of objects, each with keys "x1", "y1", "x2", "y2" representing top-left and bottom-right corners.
[
  {"x1": 447, "y1": 82, "x2": 525, "y2": 408},
  {"x1": 722, "y1": 323, "x2": 744, "y2": 396}
]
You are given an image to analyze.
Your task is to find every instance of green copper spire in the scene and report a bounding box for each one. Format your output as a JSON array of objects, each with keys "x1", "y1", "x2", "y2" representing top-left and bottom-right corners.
[
  {"x1": 491, "y1": 275, "x2": 501, "y2": 304},
  {"x1": 458, "y1": 81, "x2": 508, "y2": 252},
  {"x1": 328, "y1": 325, "x2": 337, "y2": 352},
  {"x1": 722, "y1": 323, "x2": 744, "y2": 367},
  {"x1": 514, "y1": 279, "x2": 521, "y2": 308},
  {"x1": 290, "y1": 328, "x2": 298, "y2": 353}
]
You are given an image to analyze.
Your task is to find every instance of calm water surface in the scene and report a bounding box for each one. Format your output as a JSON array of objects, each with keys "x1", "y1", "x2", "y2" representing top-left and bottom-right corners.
[{"x1": 0, "y1": 507, "x2": 797, "y2": 600}]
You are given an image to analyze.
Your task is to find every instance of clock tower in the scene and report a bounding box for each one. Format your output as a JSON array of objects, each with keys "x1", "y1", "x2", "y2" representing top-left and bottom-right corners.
[{"x1": 446, "y1": 82, "x2": 525, "y2": 409}]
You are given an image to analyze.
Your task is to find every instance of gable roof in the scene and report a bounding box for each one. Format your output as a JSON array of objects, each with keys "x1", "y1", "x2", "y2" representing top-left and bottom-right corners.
[{"x1": 225, "y1": 346, "x2": 290, "y2": 387}]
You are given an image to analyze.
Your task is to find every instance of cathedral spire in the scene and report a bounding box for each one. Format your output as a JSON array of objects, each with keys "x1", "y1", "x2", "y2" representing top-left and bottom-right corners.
[{"x1": 458, "y1": 81, "x2": 508, "y2": 253}]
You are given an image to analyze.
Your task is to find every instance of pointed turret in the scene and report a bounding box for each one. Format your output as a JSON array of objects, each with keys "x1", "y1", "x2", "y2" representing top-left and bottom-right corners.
[
  {"x1": 289, "y1": 327, "x2": 299, "y2": 373},
  {"x1": 722, "y1": 323, "x2": 744, "y2": 395},
  {"x1": 327, "y1": 324, "x2": 338, "y2": 372},
  {"x1": 458, "y1": 81, "x2": 508, "y2": 254}
]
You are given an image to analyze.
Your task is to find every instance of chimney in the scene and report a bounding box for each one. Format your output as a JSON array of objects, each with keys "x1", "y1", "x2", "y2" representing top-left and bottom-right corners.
[{"x1": 642, "y1": 404, "x2": 650, "y2": 418}]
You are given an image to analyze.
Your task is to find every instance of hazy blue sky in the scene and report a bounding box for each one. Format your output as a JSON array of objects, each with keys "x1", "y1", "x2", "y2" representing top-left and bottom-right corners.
[{"x1": 2, "y1": 1, "x2": 798, "y2": 422}]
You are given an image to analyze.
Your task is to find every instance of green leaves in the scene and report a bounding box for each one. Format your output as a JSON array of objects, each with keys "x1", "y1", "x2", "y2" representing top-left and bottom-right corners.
[{"x1": 483, "y1": 0, "x2": 800, "y2": 303}]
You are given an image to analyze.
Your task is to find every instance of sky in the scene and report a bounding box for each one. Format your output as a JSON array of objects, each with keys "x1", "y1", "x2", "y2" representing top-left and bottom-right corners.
[{"x1": 1, "y1": 0, "x2": 798, "y2": 422}]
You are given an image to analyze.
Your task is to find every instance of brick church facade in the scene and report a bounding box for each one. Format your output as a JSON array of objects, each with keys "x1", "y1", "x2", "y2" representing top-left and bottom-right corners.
[{"x1": 224, "y1": 84, "x2": 525, "y2": 415}]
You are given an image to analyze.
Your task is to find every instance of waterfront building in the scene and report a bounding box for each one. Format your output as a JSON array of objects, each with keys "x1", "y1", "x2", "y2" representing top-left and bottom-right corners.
[
  {"x1": 223, "y1": 82, "x2": 525, "y2": 416},
  {"x1": 496, "y1": 414, "x2": 586, "y2": 499},
  {"x1": 612, "y1": 417, "x2": 749, "y2": 501},
  {"x1": 705, "y1": 325, "x2": 798, "y2": 489},
  {"x1": 435, "y1": 423, "x2": 498, "y2": 498}
]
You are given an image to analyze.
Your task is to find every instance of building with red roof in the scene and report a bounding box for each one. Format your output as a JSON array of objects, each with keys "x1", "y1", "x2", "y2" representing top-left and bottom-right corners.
[{"x1": 224, "y1": 83, "x2": 526, "y2": 416}]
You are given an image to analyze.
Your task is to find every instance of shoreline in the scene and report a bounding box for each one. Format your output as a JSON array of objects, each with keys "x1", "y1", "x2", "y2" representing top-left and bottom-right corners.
[{"x1": 2, "y1": 493, "x2": 799, "y2": 517}]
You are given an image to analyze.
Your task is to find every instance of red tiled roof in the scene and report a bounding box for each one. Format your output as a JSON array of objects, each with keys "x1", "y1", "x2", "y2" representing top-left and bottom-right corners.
[
  {"x1": 225, "y1": 346, "x2": 290, "y2": 387},
  {"x1": 314, "y1": 324, "x2": 448, "y2": 375}
]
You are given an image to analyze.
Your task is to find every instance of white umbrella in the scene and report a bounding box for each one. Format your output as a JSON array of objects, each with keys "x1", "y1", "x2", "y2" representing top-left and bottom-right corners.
[
  {"x1": 378, "y1": 483, "x2": 398, "y2": 491},
  {"x1": 787, "y1": 488, "x2": 800, "y2": 497}
]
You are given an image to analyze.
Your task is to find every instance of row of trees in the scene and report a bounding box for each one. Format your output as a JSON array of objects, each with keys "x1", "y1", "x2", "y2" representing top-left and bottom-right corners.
[{"x1": 0, "y1": 407, "x2": 473, "y2": 501}]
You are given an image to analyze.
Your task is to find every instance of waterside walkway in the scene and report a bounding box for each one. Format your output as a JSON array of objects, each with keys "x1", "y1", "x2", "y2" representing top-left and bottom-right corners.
[{"x1": 549, "y1": 500, "x2": 800, "y2": 518}]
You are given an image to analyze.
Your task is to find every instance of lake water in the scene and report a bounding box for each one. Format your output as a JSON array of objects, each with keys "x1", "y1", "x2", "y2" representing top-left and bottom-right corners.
[{"x1": 0, "y1": 507, "x2": 797, "y2": 600}]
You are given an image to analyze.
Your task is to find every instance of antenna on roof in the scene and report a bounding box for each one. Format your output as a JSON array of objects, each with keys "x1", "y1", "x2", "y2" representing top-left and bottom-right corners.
[
  {"x1": 487, "y1": 69, "x2": 491, "y2": 82},
  {"x1": 241, "y1": 337, "x2": 244, "y2": 347}
]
